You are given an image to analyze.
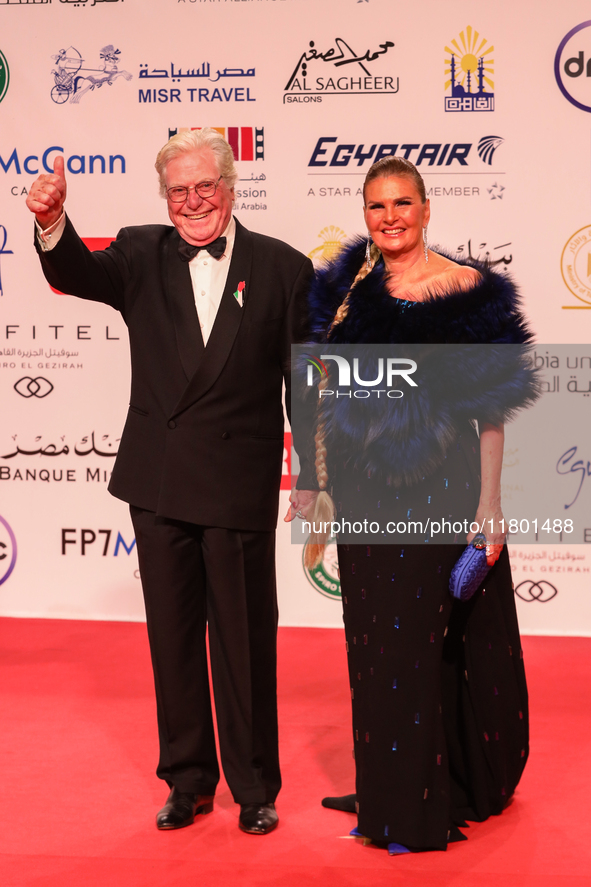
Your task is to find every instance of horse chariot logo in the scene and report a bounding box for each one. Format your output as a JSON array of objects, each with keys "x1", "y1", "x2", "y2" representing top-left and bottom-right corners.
[{"x1": 50, "y1": 45, "x2": 132, "y2": 105}]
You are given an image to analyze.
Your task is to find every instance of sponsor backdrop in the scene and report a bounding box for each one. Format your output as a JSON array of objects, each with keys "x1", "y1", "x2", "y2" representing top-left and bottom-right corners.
[{"x1": 1, "y1": 0, "x2": 590, "y2": 635}]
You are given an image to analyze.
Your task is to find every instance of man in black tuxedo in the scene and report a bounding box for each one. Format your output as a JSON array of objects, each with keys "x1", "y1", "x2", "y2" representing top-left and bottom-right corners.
[{"x1": 26, "y1": 129, "x2": 313, "y2": 835}]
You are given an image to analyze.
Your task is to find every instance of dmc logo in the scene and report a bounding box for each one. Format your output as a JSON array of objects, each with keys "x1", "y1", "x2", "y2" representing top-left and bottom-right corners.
[
  {"x1": 305, "y1": 354, "x2": 417, "y2": 399},
  {"x1": 284, "y1": 36, "x2": 398, "y2": 104},
  {"x1": 14, "y1": 377, "x2": 54, "y2": 398},
  {"x1": 555, "y1": 21, "x2": 591, "y2": 112},
  {"x1": 0, "y1": 514, "x2": 17, "y2": 587},
  {"x1": 168, "y1": 127, "x2": 264, "y2": 161},
  {"x1": 50, "y1": 45, "x2": 132, "y2": 105},
  {"x1": 514, "y1": 580, "x2": 558, "y2": 603},
  {"x1": 444, "y1": 26, "x2": 494, "y2": 112},
  {"x1": 0, "y1": 49, "x2": 9, "y2": 104},
  {"x1": 477, "y1": 135, "x2": 504, "y2": 165},
  {"x1": 302, "y1": 537, "x2": 341, "y2": 600}
]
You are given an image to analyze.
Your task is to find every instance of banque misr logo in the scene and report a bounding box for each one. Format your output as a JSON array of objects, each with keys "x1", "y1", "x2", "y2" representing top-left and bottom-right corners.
[
  {"x1": 444, "y1": 26, "x2": 494, "y2": 112},
  {"x1": 0, "y1": 50, "x2": 10, "y2": 105}
]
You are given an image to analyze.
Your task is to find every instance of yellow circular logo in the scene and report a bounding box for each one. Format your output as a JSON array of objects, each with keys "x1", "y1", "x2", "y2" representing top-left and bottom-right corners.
[{"x1": 561, "y1": 225, "x2": 591, "y2": 306}]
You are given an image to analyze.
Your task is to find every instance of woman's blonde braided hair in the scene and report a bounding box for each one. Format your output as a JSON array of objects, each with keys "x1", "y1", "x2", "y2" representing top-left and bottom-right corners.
[{"x1": 304, "y1": 156, "x2": 426, "y2": 569}]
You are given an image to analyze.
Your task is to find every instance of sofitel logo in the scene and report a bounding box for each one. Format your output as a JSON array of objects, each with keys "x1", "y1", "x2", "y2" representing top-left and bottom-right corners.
[
  {"x1": 514, "y1": 580, "x2": 558, "y2": 603},
  {"x1": 283, "y1": 37, "x2": 398, "y2": 104},
  {"x1": 14, "y1": 377, "x2": 54, "y2": 398},
  {"x1": 444, "y1": 26, "x2": 494, "y2": 112}
]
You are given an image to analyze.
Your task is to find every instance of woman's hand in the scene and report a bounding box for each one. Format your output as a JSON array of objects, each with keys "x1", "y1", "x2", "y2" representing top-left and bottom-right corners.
[
  {"x1": 467, "y1": 505, "x2": 506, "y2": 566},
  {"x1": 284, "y1": 489, "x2": 318, "y2": 522}
]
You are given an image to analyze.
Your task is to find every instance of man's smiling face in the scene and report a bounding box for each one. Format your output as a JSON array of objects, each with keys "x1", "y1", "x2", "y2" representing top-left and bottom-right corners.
[{"x1": 165, "y1": 148, "x2": 234, "y2": 246}]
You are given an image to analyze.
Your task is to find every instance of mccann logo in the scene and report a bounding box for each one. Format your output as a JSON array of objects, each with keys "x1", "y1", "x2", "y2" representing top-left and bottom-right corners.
[{"x1": 0, "y1": 146, "x2": 126, "y2": 176}]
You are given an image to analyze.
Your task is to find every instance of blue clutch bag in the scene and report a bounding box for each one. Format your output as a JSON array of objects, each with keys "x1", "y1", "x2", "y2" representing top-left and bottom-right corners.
[{"x1": 449, "y1": 534, "x2": 490, "y2": 601}]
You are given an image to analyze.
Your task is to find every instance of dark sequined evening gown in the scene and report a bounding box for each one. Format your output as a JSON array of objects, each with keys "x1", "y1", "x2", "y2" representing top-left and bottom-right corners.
[{"x1": 334, "y1": 422, "x2": 529, "y2": 851}]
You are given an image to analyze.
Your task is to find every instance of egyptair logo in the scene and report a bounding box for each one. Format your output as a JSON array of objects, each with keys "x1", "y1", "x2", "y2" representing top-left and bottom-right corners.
[{"x1": 477, "y1": 135, "x2": 504, "y2": 165}]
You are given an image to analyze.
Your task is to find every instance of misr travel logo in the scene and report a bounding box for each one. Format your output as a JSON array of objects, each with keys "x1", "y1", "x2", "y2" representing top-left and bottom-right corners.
[
  {"x1": 0, "y1": 515, "x2": 17, "y2": 587},
  {"x1": 308, "y1": 226, "x2": 347, "y2": 264},
  {"x1": 140, "y1": 61, "x2": 255, "y2": 103},
  {"x1": 303, "y1": 537, "x2": 341, "y2": 600},
  {"x1": 50, "y1": 45, "x2": 132, "y2": 105},
  {"x1": 561, "y1": 225, "x2": 591, "y2": 309},
  {"x1": 168, "y1": 127, "x2": 264, "y2": 161},
  {"x1": 555, "y1": 21, "x2": 591, "y2": 112},
  {"x1": 283, "y1": 36, "x2": 398, "y2": 104},
  {"x1": 444, "y1": 26, "x2": 494, "y2": 112},
  {"x1": 0, "y1": 49, "x2": 9, "y2": 104}
]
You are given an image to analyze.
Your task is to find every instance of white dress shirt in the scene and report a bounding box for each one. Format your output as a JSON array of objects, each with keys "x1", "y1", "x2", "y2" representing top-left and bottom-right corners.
[{"x1": 36, "y1": 213, "x2": 236, "y2": 347}]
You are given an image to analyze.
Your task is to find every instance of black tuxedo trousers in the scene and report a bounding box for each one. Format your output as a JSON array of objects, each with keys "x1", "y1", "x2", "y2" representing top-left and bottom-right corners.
[{"x1": 37, "y1": 217, "x2": 313, "y2": 802}]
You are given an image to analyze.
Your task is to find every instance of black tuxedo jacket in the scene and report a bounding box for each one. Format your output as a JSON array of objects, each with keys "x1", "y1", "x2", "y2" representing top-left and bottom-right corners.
[{"x1": 38, "y1": 216, "x2": 313, "y2": 531}]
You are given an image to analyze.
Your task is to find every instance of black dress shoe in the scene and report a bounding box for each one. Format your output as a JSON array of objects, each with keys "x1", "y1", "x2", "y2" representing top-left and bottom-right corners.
[
  {"x1": 321, "y1": 793, "x2": 357, "y2": 813},
  {"x1": 239, "y1": 802, "x2": 278, "y2": 835},
  {"x1": 156, "y1": 787, "x2": 214, "y2": 830}
]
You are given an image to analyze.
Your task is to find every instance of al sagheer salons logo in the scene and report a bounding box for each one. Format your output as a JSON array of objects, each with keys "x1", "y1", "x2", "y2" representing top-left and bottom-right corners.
[
  {"x1": 444, "y1": 26, "x2": 494, "y2": 112},
  {"x1": 303, "y1": 537, "x2": 341, "y2": 600},
  {"x1": 0, "y1": 50, "x2": 10, "y2": 104},
  {"x1": 561, "y1": 225, "x2": 591, "y2": 308}
]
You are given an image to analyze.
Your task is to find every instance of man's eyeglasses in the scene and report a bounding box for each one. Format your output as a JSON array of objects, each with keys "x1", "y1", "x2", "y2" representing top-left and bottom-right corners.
[{"x1": 166, "y1": 175, "x2": 223, "y2": 203}]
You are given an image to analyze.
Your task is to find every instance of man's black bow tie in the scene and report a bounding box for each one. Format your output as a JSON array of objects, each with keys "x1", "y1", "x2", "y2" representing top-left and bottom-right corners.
[{"x1": 178, "y1": 236, "x2": 227, "y2": 262}]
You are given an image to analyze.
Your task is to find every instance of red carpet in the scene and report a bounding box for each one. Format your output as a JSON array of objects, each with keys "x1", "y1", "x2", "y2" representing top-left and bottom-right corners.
[{"x1": 1, "y1": 618, "x2": 590, "y2": 886}]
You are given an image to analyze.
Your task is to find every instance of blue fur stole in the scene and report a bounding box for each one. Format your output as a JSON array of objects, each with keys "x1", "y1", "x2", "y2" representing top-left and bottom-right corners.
[{"x1": 300, "y1": 239, "x2": 539, "y2": 486}]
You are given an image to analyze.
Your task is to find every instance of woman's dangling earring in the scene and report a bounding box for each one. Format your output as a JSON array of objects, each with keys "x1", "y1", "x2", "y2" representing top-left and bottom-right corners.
[
  {"x1": 366, "y1": 233, "x2": 372, "y2": 270},
  {"x1": 423, "y1": 226, "x2": 429, "y2": 263}
]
